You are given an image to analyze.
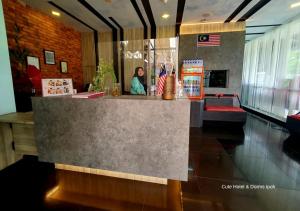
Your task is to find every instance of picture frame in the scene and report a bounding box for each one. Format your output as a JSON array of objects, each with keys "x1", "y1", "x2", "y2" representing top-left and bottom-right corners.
[
  {"x1": 26, "y1": 55, "x2": 40, "y2": 70},
  {"x1": 44, "y1": 50, "x2": 55, "y2": 65},
  {"x1": 60, "y1": 61, "x2": 68, "y2": 73}
]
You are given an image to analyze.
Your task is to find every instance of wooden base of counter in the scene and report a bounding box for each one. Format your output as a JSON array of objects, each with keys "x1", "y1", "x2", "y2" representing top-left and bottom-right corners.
[{"x1": 46, "y1": 168, "x2": 182, "y2": 211}]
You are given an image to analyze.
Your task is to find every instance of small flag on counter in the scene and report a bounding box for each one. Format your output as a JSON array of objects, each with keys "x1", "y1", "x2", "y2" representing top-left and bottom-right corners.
[
  {"x1": 197, "y1": 34, "x2": 221, "y2": 47},
  {"x1": 156, "y1": 65, "x2": 167, "y2": 95}
]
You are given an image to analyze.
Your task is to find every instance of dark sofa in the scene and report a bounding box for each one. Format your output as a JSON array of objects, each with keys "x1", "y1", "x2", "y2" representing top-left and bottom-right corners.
[
  {"x1": 286, "y1": 113, "x2": 300, "y2": 135},
  {"x1": 203, "y1": 94, "x2": 247, "y2": 124}
]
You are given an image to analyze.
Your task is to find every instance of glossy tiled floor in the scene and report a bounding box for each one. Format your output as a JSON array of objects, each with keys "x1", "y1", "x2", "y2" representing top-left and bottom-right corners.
[
  {"x1": 1, "y1": 113, "x2": 300, "y2": 211},
  {"x1": 183, "y1": 114, "x2": 300, "y2": 211}
]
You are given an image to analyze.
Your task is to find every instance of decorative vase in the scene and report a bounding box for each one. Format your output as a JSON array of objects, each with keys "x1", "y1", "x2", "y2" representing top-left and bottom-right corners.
[{"x1": 163, "y1": 75, "x2": 175, "y2": 100}]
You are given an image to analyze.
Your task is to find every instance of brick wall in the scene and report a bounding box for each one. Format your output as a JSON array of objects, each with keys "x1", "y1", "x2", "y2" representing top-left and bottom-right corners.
[{"x1": 2, "y1": 0, "x2": 83, "y2": 92}]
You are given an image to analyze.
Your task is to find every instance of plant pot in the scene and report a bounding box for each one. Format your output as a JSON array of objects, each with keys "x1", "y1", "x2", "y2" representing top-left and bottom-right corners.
[{"x1": 13, "y1": 76, "x2": 34, "y2": 112}]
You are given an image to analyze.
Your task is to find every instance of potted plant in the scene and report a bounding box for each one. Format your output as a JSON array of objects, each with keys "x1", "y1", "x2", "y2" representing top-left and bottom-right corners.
[
  {"x1": 9, "y1": 23, "x2": 33, "y2": 111},
  {"x1": 92, "y1": 60, "x2": 117, "y2": 92},
  {"x1": 9, "y1": 24, "x2": 30, "y2": 77}
]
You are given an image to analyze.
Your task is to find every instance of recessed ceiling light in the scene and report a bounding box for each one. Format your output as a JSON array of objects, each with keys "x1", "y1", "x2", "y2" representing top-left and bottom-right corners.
[
  {"x1": 290, "y1": 2, "x2": 300, "y2": 8},
  {"x1": 162, "y1": 13, "x2": 170, "y2": 19},
  {"x1": 52, "y1": 11, "x2": 60, "y2": 16}
]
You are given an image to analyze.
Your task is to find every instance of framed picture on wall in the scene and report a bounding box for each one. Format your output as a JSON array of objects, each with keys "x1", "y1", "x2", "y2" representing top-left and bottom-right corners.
[
  {"x1": 26, "y1": 56, "x2": 40, "y2": 70},
  {"x1": 44, "y1": 50, "x2": 55, "y2": 65},
  {"x1": 60, "y1": 61, "x2": 68, "y2": 73}
]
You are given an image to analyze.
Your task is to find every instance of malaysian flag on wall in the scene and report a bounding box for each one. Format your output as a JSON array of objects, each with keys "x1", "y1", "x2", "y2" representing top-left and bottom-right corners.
[
  {"x1": 197, "y1": 34, "x2": 221, "y2": 47},
  {"x1": 156, "y1": 66, "x2": 167, "y2": 95}
]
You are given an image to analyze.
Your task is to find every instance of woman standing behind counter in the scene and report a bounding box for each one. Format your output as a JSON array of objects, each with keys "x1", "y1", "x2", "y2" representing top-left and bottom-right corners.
[{"x1": 130, "y1": 67, "x2": 147, "y2": 95}]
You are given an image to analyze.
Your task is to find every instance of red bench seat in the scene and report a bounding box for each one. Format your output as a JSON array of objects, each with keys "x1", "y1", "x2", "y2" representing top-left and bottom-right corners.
[
  {"x1": 205, "y1": 106, "x2": 245, "y2": 112},
  {"x1": 289, "y1": 114, "x2": 300, "y2": 120}
]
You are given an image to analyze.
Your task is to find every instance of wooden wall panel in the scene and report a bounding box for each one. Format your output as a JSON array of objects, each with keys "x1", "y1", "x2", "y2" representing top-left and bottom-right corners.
[
  {"x1": 47, "y1": 170, "x2": 182, "y2": 210},
  {"x1": 123, "y1": 28, "x2": 144, "y2": 92},
  {"x1": 157, "y1": 25, "x2": 175, "y2": 38},
  {"x1": 0, "y1": 123, "x2": 15, "y2": 170},
  {"x1": 98, "y1": 26, "x2": 177, "y2": 92},
  {"x1": 180, "y1": 22, "x2": 245, "y2": 34},
  {"x1": 81, "y1": 32, "x2": 96, "y2": 86},
  {"x1": 99, "y1": 31, "x2": 113, "y2": 65}
]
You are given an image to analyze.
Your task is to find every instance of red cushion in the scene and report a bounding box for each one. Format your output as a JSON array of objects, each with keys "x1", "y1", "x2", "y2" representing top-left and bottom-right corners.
[
  {"x1": 205, "y1": 106, "x2": 245, "y2": 112},
  {"x1": 289, "y1": 115, "x2": 300, "y2": 120}
]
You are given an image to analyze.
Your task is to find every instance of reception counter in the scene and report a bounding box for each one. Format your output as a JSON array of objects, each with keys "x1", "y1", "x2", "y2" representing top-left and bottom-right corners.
[{"x1": 32, "y1": 95, "x2": 190, "y2": 181}]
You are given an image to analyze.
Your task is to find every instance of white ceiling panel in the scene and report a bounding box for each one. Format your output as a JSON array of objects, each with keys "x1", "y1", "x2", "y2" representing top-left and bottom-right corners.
[
  {"x1": 246, "y1": 26, "x2": 277, "y2": 34},
  {"x1": 51, "y1": 0, "x2": 110, "y2": 31},
  {"x1": 25, "y1": 0, "x2": 111, "y2": 32},
  {"x1": 182, "y1": 0, "x2": 242, "y2": 24},
  {"x1": 149, "y1": 0, "x2": 177, "y2": 26},
  {"x1": 24, "y1": 0, "x2": 93, "y2": 32},
  {"x1": 245, "y1": 34, "x2": 261, "y2": 41},
  {"x1": 20, "y1": 0, "x2": 300, "y2": 38},
  {"x1": 246, "y1": 0, "x2": 300, "y2": 26},
  {"x1": 232, "y1": 0, "x2": 260, "y2": 22},
  {"x1": 87, "y1": 0, "x2": 143, "y2": 28},
  {"x1": 245, "y1": 0, "x2": 300, "y2": 40},
  {"x1": 136, "y1": 0, "x2": 151, "y2": 27}
]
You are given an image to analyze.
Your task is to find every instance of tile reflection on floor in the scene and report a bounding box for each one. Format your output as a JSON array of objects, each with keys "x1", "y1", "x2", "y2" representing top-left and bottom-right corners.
[
  {"x1": 183, "y1": 114, "x2": 300, "y2": 211},
  {"x1": 46, "y1": 170, "x2": 182, "y2": 211},
  {"x1": 0, "y1": 156, "x2": 182, "y2": 211}
]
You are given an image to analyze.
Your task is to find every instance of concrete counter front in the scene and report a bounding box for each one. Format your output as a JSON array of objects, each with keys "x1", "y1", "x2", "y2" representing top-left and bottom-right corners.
[{"x1": 32, "y1": 96, "x2": 190, "y2": 181}]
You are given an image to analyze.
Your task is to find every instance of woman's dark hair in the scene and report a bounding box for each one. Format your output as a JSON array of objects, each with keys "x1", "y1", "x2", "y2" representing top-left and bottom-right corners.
[
  {"x1": 133, "y1": 66, "x2": 147, "y2": 92},
  {"x1": 133, "y1": 67, "x2": 144, "y2": 77}
]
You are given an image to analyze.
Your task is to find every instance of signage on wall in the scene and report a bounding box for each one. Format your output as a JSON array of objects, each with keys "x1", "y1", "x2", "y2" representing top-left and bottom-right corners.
[
  {"x1": 197, "y1": 34, "x2": 221, "y2": 47},
  {"x1": 125, "y1": 51, "x2": 142, "y2": 59},
  {"x1": 42, "y1": 78, "x2": 73, "y2": 97}
]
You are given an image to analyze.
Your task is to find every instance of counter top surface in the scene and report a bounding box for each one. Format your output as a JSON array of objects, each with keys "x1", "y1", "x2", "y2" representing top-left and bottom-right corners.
[
  {"x1": 33, "y1": 95, "x2": 189, "y2": 101},
  {"x1": 0, "y1": 112, "x2": 34, "y2": 124}
]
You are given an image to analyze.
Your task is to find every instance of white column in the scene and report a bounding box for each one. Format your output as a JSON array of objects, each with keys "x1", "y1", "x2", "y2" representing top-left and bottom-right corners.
[{"x1": 0, "y1": 0, "x2": 16, "y2": 115}]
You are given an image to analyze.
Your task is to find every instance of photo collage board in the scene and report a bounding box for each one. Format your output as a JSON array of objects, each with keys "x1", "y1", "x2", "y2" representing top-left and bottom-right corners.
[{"x1": 42, "y1": 78, "x2": 73, "y2": 97}]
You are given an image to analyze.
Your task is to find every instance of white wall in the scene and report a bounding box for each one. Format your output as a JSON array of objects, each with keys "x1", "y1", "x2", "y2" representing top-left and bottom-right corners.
[{"x1": 0, "y1": 0, "x2": 16, "y2": 115}]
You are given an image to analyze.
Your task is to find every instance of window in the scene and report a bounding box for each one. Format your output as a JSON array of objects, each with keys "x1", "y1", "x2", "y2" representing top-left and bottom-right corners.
[{"x1": 241, "y1": 18, "x2": 300, "y2": 120}]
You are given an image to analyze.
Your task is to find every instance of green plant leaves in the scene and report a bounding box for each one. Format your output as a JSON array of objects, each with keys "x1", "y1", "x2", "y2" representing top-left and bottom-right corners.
[
  {"x1": 9, "y1": 23, "x2": 30, "y2": 69},
  {"x1": 92, "y1": 60, "x2": 117, "y2": 92}
]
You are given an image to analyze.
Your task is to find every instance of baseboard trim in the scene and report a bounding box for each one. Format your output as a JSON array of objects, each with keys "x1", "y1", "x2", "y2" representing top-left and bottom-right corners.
[{"x1": 242, "y1": 106, "x2": 286, "y2": 127}]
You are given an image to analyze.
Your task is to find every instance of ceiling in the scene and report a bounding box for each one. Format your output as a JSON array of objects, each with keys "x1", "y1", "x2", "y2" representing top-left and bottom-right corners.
[
  {"x1": 23, "y1": 0, "x2": 300, "y2": 40},
  {"x1": 183, "y1": 0, "x2": 242, "y2": 23},
  {"x1": 244, "y1": 0, "x2": 300, "y2": 41}
]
